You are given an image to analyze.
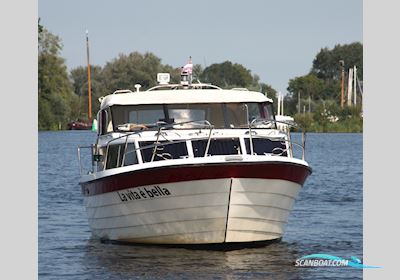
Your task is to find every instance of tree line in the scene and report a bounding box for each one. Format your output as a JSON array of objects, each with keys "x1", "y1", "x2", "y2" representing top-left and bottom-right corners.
[
  {"x1": 285, "y1": 42, "x2": 363, "y2": 132},
  {"x1": 38, "y1": 22, "x2": 362, "y2": 132}
]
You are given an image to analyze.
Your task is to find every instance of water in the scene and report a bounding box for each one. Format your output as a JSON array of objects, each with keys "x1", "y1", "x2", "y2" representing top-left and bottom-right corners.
[{"x1": 39, "y1": 131, "x2": 362, "y2": 279}]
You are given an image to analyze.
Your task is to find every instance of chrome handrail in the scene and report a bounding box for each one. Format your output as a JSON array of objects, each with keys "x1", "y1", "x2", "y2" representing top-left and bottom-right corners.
[
  {"x1": 249, "y1": 118, "x2": 306, "y2": 160},
  {"x1": 102, "y1": 119, "x2": 214, "y2": 169},
  {"x1": 78, "y1": 118, "x2": 307, "y2": 174},
  {"x1": 77, "y1": 145, "x2": 94, "y2": 175},
  {"x1": 246, "y1": 135, "x2": 305, "y2": 160},
  {"x1": 78, "y1": 131, "x2": 306, "y2": 175},
  {"x1": 114, "y1": 132, "x2": 304, "y2": 164},
  {"x1": 150, "y1": 125, "x2": 165, "y2": 162},
  {"x1": 244, "y1": 104, "x2": 254, "y2": 155}
]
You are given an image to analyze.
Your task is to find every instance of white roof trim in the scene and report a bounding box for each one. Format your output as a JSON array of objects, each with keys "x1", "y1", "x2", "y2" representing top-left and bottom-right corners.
[{"x1": 100, "y1": 89, "x2": 273, "y2": 110}]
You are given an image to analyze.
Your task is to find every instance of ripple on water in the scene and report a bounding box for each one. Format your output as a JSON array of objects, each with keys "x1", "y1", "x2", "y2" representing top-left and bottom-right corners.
[{"x1": 39, "y1": 132, "x2": 363, "y2": 279}]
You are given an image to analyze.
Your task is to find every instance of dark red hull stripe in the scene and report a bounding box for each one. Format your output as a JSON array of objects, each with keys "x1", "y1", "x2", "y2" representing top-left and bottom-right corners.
[{"x1": 81, "y1": 162, "x2": 312, "y2": 196}]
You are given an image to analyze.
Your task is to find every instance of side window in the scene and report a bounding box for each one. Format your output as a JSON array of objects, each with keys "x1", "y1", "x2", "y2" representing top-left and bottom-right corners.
[
  {"x1": 105, "y1": 145, "x2": 120, "y2": 169},
  {"x1": 123, "y1": 143, "x2": 138, "y2": 166},
  {"x1": 106, "y1": 108, "x2": 113, "y2": 133},
  {"x1": 98, "y1": 109, "x2": 112, "y2": 135},
  {"x1": 105, "y1": 143, "x2": 138, "y2": 169},
  {"x1": 98, "y1": 110, "x2": 107, "y2": 135},
  {"x1": 261, "y1": 102, "x2": 275, "y2": 121}
]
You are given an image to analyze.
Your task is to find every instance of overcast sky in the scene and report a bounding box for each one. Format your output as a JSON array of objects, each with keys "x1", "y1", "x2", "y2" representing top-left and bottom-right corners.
[{"x1": 39, "y1": 0, "x2": 362, "y2": 93}]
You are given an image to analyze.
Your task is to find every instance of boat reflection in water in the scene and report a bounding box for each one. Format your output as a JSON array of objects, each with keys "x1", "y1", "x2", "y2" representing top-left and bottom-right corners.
[
  {"x1": 78, "y1": 65, "x2": 311, "y2": 248},
  {"x1": 82, "y1": 238, "x2": 303, "y2": 279}
]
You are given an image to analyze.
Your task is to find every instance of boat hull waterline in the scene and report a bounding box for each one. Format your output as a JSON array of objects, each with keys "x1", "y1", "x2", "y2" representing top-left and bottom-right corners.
[{"x1": 81, "y1": 162, "x2": 311, "y2": 245}]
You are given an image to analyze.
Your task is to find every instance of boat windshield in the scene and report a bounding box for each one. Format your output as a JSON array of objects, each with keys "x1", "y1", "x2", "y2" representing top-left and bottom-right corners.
[{"x1": 110, "y1": 102, "x2": 275, "y2": 130}]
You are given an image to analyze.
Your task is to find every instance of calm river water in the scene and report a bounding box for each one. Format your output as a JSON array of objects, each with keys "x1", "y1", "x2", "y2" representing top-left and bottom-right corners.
[{"x1": 39, "y1": 131, "x2": 362, "y2": 279}]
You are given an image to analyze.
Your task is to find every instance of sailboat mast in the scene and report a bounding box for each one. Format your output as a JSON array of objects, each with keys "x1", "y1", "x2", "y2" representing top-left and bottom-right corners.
[
  {"x1": 339, "y1": 60, "x2": 345, "y2": 108},
  {"x1": 86, "y1": 30, "x2": 92, "y2": 122}
]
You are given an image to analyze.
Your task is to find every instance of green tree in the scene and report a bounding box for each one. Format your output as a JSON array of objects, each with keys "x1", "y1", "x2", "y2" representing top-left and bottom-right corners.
[
  {"x1": 200, "y1": 61, "x2": 253, "y2": 88},
  {"x1": 287, "y1": 74, "x2": 326, "y2": 101},
  {"x1": 293, "y1": 113, "x2": 313, "y2": 132},
  {"x1": 311, "y1": 42, "x2": 363, "y2": 80},
  {"x1": 38, "y1": 24, "x2": 77, "y2": 130},
  {"x1": 285, "y1": 74, "x2": 328, "y2": 115},
  {"x1": 101, "y1": 52, "x2": 166, "y2": 92},
  {"x1": 192, "y1": 64, "x2": 204, "y2": 82},
  {"x1": 260, "y1": 83, "x2": 278, "y2": 111},
  {"x1": 70, "y1": 65, "x2": 105, "y2": 119},
  {"x1": 284, "y1": 43, "x2": 362, "y2": 117}
]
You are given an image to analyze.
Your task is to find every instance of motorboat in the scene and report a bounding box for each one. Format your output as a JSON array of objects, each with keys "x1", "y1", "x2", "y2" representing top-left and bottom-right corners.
[
  {"x1": 68, "y1": 119, "x2": 92, "y2": 130},
  {"x1": 78, "y1": 69, "x2": 312, "y2": 247}
]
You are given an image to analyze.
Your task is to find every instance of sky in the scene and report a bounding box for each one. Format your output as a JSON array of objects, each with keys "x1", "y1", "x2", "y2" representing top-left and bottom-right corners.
[{"x1": 39, "y1": 0, "x2": 362, "y2": 94}]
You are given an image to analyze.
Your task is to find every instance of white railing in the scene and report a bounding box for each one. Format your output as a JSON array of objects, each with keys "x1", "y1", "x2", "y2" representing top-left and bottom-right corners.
[
  {"x1": 249, "y1": 118, "x2": 306, "y2": 160},
  {"x1": 77, "y1": 118, "x2": 307, "y2": 175}
]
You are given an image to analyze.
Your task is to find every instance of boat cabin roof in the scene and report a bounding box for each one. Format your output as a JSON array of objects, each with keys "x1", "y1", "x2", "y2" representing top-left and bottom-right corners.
[{"x1": 99, "y1": 87, "x2": 273, "y2": 110}]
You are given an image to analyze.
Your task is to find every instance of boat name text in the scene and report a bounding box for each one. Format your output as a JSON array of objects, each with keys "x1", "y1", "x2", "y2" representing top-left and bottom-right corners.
[{"x1": 117, "y1": 186, "x2": 171, "y2": 202}]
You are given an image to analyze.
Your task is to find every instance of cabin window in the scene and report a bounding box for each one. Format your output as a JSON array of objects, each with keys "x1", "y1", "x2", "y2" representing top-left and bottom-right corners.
[
  {"x1": 244, "y1": 138, "x2": 287, "y2": 156},
  {"x1": 108, "y1": 102, "x2": 275, "y2": 131},
  {"x1": 261, "y1": 102, "x2": 275, "y2": 121},
  {"x1": 97, "y1": 108, "x2": 113, "y2": 134},
  {"x1": 105, "y1": 108, "x2": 113, "y2": 133},
  {"x1": 111, "y1": 105, "x2": 165, "y2": 130},
  {"x1": 97, "y1": 111, "x2": 102, "y2": 135},
  {"x1": 122, "y1": 143, "x2": 138, "y2": 166},
  {"x1": 105, "y1": 144, "x2": 122, "y2": 169},
  {"x1": 98, "y1": 110, "x2": 108, "y2": 135},
  {"x1": 225, "y1": 102, "x2": 275, "y2": 128},
  {"x1": 139, "y1": 141, "x2": 188, "y2": 162},
  {"x1": 260, "y1": 103, "x2": 276, "y2": 128},
  {"x1": 168, "y1": 108, "x2": 205, "y2": 124},
  {"x1": 167, "y1": 103, "x2": 224, "y2": 128},
  {"x1": 95, "y1": 148, "x2": 106, "y2": 171},
  {"x1": 128, "y1": 106, "x2": 164, "y2": 124},
  {"x1": 105, "y1": 143, "x2": 138, "y2": 169},
  {"x1": 192, "y1": 138, "x2": 241, "y2": 157}
]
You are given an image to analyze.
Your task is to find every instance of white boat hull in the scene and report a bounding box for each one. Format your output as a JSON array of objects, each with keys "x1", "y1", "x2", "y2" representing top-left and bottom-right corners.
[{"x1": 84, "y1": 177, "x2": 301, "y2": 244}]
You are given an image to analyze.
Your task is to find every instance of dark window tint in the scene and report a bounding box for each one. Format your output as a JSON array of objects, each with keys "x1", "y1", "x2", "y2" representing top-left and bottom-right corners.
[
  {"x1": 106, "y1": 144, "x2": 123, "y2": 169},
  {"x1": 192, "y1": 138, "x2": 241, "y2": 157},
  {"x1": 139, "y1": 141, "x2": 188, "y2": 162},
  {"x1": 122, "y1": 143, "x2": 138, "y2": 166},
  {"x1": 105, "y1": 143, "x2": 138, "y2": 169},
  {"x1": 245, "y1": 138, "x2": 287, "y2": 156}
]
